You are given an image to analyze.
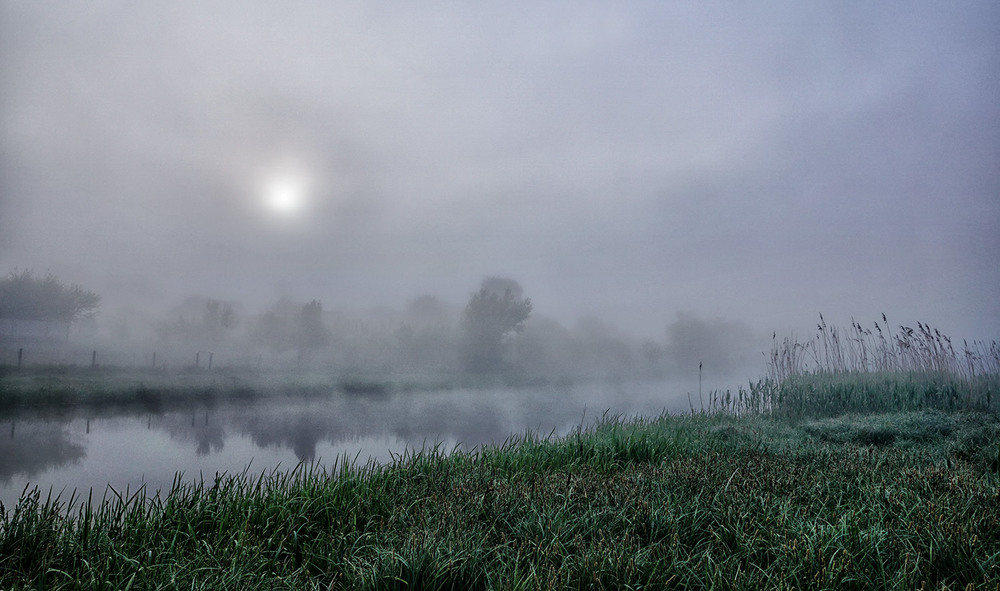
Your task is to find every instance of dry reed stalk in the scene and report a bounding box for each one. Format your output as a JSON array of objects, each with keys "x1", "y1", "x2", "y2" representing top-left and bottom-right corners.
[{"x1": 772, "y1": 315, "x2": 998, "y2": 378}]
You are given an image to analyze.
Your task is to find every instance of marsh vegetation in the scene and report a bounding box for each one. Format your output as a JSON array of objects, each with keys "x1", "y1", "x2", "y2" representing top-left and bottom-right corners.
[
  {"x1": 1, "y1": 409, "x2": 997, "y2": 589},
  {"x1": 761, "y1": 315, "x2": 999, "y2": 417},
  {"x1": 0, "y1": 318, "x2": 997, "y2": 589}
]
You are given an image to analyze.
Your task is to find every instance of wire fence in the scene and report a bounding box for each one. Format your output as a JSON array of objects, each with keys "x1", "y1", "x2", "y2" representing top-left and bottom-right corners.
[{"x1": 0, "y1": 342, "x2": 306, "y2": 371}]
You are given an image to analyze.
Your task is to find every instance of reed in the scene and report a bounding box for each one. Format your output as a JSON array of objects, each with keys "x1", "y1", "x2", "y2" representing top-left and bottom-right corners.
[
  {"x1": 768, "y1": 314, "x2": 999, "y2": 381},
  {"x1": 761, "y1": 316, "x2": 999, "y2": 417},
  {"x1": 1, "y1": 410, "x2": 997, "y2": 589},
  {"x1": 1, "y1": 316, "x2": 997, "y2": 588}
]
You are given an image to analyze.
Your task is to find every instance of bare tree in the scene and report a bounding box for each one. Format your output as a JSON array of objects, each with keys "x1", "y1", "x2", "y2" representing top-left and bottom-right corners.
[{"x1": 0, "y1": 269, "x2": 99, "y2": 324}]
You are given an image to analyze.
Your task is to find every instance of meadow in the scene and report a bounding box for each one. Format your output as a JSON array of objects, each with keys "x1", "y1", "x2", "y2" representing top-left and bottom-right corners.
[{"x1": 0, "y1": 319, "x2": 997, "y2": 589}]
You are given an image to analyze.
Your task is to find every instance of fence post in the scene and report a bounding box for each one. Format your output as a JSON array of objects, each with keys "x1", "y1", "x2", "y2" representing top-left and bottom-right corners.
[
  {"x1": 195, "y1": 352, "x2": 200, "y2": 369},
  {"x1": 92, "y1": 350, "x2": 97, "y2": 368}
]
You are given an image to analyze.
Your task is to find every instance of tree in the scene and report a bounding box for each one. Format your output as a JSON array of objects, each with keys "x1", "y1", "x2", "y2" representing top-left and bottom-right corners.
[
  {"x1": 298, "y1": 299, "x2": 330, "y2": 351},
  {"x1": 250, "y1": 298, "x2": 299, "y2": 354},
  {"x1": 156, "y1": 296, "x2": 240, "y2": 347},
  {"x1": 200, "y1": 298, "x2": 239, "y2": 344},
  {"x1": 0, "y1": 269, "x2": 100, "y2": 324},
  {"x1": 461, "y1": 277, "x2": 532, "y2": 373},
  {"x1": 250, "y1": 298, "x2": 329, "y2": 360}
]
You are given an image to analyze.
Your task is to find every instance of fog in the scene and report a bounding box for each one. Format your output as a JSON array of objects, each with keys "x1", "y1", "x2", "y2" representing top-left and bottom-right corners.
[
  {"x1": 1, "y1": 288, "x2": 763, "y2": 385},
  {"x1": 2, "y1": 1, "x2": 999, "y2": 363},
  {"x1": 0, "y1": 380, "x2": 708, "y2": 508}
]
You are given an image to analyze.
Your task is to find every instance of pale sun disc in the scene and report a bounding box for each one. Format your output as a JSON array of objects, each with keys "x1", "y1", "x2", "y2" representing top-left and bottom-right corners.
[{"x1": 264, "y1": 177, "x2": 305, "y2": 216}]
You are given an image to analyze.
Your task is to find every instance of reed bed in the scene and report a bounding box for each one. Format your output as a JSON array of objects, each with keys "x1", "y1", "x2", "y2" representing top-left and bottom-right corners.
[
  {"x1": 769, "y1": 315, "x2": 999, "y2": 382},
  {"x1": 1, "y1": 410, "x2": 998, "y2": 590},
  {"x1": 757, "y1": 316, "x2": 1000, "y2": 417},
  {"x1": 2, "y1": 316, "x2": 997, "y2": 588}
]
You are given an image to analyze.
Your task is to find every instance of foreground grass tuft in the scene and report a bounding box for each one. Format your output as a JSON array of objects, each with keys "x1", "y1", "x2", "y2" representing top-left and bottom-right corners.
[{"x1": 1, "y1": 410, "x2": 998, "y2": 590}]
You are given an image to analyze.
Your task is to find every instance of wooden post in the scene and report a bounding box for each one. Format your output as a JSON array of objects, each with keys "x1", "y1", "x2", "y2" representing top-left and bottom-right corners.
[
  {"x1": 91, "y1": 350, "x2": 97, "y2": 368},
  {"x1": 698, "y1": 361, "x2": 703, "y2": 410},
  {"x1": 699, "y1": 361, "x2": 702, "y2": 397},
  {"x1": 195, "y1": 351, "x2": 200, "y2": 369}
]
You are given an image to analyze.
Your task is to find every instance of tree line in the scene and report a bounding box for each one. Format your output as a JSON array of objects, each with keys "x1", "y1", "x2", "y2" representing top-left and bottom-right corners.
[
  {"x1": 2, "y1": 269, "x2": 758, "y2": 379},
  {"x1": 1, "y1": 271, "x2": 535, "y2": 375}
]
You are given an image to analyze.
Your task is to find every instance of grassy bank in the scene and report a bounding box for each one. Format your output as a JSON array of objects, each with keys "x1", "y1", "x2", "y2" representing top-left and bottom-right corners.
[
  {"x1": 0, "y1": 365, "x2": 555, "y2": 411},
  {"x1": 1, "y1": 408, "x2": 997, "y2": 590},
  {"x1": 0, "y1": 366, "x2": 328, "y2": 409},
  {"x1": 0, "y1": 367, "x2": 445, "y2": 414},
  {"x1": 2, "y1": 319, "x2": 997, "y2": 589}
]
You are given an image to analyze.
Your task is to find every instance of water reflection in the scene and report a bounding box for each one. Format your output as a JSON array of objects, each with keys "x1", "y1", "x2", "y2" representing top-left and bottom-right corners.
[
  {"x1": 162, "y1": 410, "x2": 226, "y2": 456},
  {"x1": 235, "y1": 408, "x2": 341, "y2": 461},
  {"x1": 1, "y1": 421, "x2": 86, "y2": 484},
  {"x1": 0, "y1": 380, "x2": 700, "y2": 507}
]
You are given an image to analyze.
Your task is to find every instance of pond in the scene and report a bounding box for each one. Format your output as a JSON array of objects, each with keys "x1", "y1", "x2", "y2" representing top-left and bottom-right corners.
[{"x1": 0, "y1": 378, "x2": 721, "y2": 509}]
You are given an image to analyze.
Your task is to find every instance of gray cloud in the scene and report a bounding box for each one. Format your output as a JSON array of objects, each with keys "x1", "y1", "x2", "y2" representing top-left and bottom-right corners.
[{"x1": 2, "y1": 1, "x2": 997, "y2": 341}]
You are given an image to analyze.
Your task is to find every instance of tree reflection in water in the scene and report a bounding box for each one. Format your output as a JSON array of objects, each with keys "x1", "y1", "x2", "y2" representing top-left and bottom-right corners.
[
  {"x1": 1, "y1": 380, "x2": 696, "y2": 504},
  {"x1": 1, "y1": 421, "x2": 86, "y2": 483}
]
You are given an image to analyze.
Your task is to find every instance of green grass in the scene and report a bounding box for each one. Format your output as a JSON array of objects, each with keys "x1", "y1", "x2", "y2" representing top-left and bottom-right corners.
[
  {"x1": 758, "y1": 317, "x2": 999, "y2": 418},
  {"x1": 0, "y1": 365, "x2": 541, "y2": 411},
  {"x1": 0, "y1": 367, "x2": 416, "y2": 412},
  {"x1": 2, "y1": 317, "x2": 997, "y2": 588},
  {"x1": 0, "y1": 366, "x2": 312, "y2": 407},
  {"x1": 756, "y1": 370, "x2": 1000, "y2": 418},
  {"x1": 1, "y1": 409, "x2": 997, "y2": 590}
]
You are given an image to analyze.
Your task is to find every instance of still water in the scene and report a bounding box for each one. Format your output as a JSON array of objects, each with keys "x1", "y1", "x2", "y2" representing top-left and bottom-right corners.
[{"x1": 1, "y1": 379, "x2": 712, "y2": 508}]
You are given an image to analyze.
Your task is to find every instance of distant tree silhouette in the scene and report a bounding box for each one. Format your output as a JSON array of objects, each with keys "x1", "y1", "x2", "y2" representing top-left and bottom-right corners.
[
  {"x1": 461, "y1": 277, "x2": 532, "y2": 373},
  {"x1": 0, "y1": 269, "x2": 99, "y2": 324},
  {"x1": 202, "y1": 299, "x2": 239, "y2": 344},
  {"x1": 298, "y1": 299, "x2": 330, "y2": 350},
  {"x1": 156, "y1": 296, "x2": 240, "y2": 347},
  {"x1": 480, "y1": 276, "x2": 525, "y2": 300},
  {"x1": 250, "y1": 298, "x2": 329, "y2": 361},
  {"x1": 251, "y1": 298, "x2": 300, "y2": 354}
]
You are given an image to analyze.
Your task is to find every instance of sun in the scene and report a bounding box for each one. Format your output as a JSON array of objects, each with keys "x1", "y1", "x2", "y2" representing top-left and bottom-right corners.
[{"x1": 262, "y1": 175, "x2": 307, "y2": 217}]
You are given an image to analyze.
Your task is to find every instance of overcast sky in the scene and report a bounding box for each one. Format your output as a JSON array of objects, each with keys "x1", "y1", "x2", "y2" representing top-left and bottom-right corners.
[{"x1": 1, "y1": 1, "x2": 997, "y2": 341}]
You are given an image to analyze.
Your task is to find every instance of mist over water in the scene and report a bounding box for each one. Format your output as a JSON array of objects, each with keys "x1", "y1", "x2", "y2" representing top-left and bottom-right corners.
[
  {"x1": 1, "y1": 272, "x2": 764, "y2": 508},
  {"x1": 0, "y1": 378, "x2": 722, "y2": 509},
  {"x1": 1, "y1": 2, "x2": 997, "y2": 516}
]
